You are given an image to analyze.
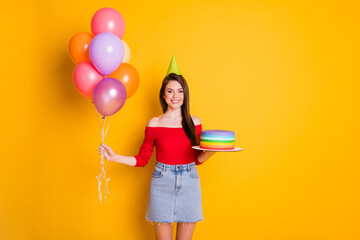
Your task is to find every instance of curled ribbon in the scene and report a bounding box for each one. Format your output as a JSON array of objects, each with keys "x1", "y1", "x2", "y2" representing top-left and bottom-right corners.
[{"x1": 95, "y1": 108, "x2": 112, "y2": 203}]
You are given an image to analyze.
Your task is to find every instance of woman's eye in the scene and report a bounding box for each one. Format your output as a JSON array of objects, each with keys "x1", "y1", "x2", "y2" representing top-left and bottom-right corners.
[
  {"x1": 179, "y1": 90, "x2": 183, "y2": 93},
  {"x1": 167, "y1": 91, "x2": 172, "y2": 93}
]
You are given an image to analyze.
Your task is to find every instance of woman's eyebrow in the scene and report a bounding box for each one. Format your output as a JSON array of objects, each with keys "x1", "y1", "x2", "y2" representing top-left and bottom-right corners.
[{"x1": 166, "y1": 87, "x2": 183, "y2": 90}]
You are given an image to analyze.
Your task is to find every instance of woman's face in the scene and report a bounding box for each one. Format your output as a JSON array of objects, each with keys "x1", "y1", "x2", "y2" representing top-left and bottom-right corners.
[{"x1": 163, "y1": 80, "x2": 184, "y2": 109}]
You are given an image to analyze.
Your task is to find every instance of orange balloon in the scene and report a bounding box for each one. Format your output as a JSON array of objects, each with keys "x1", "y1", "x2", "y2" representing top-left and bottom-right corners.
[
  {"x1": 69, "y1": 32, "x2": 93, "y2": 64},
  {"x1": 108, "y1": 63, "x2": 139, "y2": 99}
]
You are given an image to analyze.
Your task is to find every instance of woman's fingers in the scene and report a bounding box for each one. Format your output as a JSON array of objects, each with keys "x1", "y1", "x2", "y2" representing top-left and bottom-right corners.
[
  {"x1": 98, "y1": 144, "x2": 112, "y2": 158},
  {"x1": 102, "y1": 144, "x2": 112, "y2": 150},
  {"x1": 98, "y1": 146, "x2": 106, "y2": 155}
]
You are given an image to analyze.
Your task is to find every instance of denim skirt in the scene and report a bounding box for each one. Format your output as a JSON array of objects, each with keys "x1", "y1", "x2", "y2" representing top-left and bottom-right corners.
[{"x1": 146, "y1": 162, "x2": 203, "y2": 223}]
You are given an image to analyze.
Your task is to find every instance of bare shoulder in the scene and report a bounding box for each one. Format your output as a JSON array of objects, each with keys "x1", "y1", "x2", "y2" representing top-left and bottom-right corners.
[
  {"x1": 191, "y1": 115, "x2": 202, "y2": 125},
  {"x1": 147, "y1": 117, "x2": 160, "y2": 127}
]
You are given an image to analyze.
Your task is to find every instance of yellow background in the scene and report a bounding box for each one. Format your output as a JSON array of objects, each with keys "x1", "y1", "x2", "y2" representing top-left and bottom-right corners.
[{"x1": 1, "y1": 0, "x2": 359, "y2": 239}]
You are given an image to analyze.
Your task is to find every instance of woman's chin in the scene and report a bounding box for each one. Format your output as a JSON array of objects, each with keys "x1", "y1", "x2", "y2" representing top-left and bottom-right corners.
[{"x1": 168, "y1": 104, "x2": 182, "y2": 110}]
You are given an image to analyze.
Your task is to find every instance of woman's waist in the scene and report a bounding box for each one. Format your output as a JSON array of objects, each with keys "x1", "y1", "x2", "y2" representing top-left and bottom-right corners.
[{"x1": 155, "y1": 161, "x2": 195, "y2": 172}]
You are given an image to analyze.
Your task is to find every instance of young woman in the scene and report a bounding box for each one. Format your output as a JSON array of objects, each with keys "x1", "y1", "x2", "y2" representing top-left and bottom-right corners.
[{"x1": 98, "y1": 73, "x2": 215, "y2": 240}]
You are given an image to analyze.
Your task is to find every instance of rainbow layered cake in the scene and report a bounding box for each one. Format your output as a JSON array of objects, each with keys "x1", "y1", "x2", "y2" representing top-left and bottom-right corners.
[{"x1": 200, "y1": 130, "x2": 235, "y2": 150}]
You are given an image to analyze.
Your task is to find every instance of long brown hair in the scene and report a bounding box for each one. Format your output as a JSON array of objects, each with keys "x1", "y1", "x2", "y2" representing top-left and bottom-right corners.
[{"x1": 159, "y1": 73, "x2": 198, "y2": 145}]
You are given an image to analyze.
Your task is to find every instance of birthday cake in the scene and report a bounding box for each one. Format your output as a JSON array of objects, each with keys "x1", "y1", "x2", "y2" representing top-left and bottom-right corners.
[{"x1": 199, "y1": 130, "x2": 235, "y2": 150}]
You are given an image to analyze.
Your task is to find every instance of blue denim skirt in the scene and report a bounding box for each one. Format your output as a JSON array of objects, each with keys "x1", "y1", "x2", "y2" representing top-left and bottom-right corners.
[{"x1": 146, "y1": 162, "x2": 203, "y2": 223}]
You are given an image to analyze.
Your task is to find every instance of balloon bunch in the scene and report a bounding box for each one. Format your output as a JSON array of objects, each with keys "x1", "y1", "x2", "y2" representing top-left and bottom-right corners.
[{"x1": 69, "y1": 8, "x2": 140, "y2": 203}]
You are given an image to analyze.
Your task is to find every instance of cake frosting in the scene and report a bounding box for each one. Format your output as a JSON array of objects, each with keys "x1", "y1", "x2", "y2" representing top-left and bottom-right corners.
[{"x1": 199, "y1": 130, "x2": 235, "y2": 150}]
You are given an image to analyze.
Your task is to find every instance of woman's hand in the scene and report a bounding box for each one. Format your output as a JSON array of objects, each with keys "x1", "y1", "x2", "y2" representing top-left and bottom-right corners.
[
  {"x1": 197, "y1": 151, "x2": 216, "y2": 164},
  {"x1": 98, "y1": 143, "x2": 116, "y2": 161}
]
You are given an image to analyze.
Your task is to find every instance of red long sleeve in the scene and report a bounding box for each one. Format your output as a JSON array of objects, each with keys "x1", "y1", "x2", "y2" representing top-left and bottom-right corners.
[
  {"x1": 134, "y1": 127, "x2": 156, "y2": 167},
  {"x1": 134, "y1": 124, "x2": 203, "y2": 167}
]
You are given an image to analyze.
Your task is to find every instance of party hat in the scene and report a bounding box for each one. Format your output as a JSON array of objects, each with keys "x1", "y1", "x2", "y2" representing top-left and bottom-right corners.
[{"x1": 167, "y1": 56, "x2": 182, "y2": 76}]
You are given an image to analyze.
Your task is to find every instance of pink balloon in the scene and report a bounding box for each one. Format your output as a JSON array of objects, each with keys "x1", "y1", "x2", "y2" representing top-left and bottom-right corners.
[
  {"x1": 73, "y1": 62, "x2": 103, "y2": 99},
  {"x1": 93, "y1": 78, "x2": 127, "y2": 116},
  {"x1": 91, "y1": 8, "x2": 125, "y2": 39},
  {"x1": 89, "y1": 32, "x2": 124, "y2": 76}
]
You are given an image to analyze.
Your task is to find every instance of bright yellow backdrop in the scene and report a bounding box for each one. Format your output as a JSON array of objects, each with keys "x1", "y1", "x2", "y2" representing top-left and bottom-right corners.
[{"x1": 1, "y1": 0, "x2": 359, "y2": 239}]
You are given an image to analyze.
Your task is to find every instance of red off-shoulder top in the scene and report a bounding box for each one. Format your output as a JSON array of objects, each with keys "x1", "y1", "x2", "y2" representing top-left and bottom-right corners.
[{"x1": 134, "y1": 124, "x2": 203, "y2": 167}]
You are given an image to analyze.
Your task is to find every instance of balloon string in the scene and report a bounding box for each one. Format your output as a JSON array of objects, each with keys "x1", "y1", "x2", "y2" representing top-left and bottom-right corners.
[
  {"x1": 102, "y1": 117, "x2": 105, "y2": 143},
  {"x1": 94, "y1": 106, "x2": 111, "y2": 203},
  {"x1": 104, "y1": 116, "x2": 112, "y2": 139}
]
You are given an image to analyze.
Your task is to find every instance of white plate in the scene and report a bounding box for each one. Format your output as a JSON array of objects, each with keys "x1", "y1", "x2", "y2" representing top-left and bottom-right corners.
[{"x1": 192, "y1": 146, "x2": 243, "y2": 152}]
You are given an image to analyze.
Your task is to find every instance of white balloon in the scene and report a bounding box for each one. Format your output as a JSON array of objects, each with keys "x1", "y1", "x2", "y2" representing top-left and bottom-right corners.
[{"x1": 121, "y1": 40, "x2": 131, "y2": 63}]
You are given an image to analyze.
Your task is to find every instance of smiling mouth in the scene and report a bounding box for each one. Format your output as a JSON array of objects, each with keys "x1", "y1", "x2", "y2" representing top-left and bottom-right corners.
[{"x1": 171, "y1": 100, "x2": 181, "y2": 104}]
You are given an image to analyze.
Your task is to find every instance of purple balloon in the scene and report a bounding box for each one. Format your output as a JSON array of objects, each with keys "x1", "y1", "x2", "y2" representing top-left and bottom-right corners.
[
  {"x1": 93, "y1": 78, "x2": 127, "y2": 116},
  {"x1": 89, "y1": 32, "x2": 124, "y2": 76}
]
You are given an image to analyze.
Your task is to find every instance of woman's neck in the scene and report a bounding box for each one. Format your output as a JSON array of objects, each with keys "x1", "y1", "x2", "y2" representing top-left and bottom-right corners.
[{"x1": 164, "y1": 107, "x2": 182, "y2": 119}]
